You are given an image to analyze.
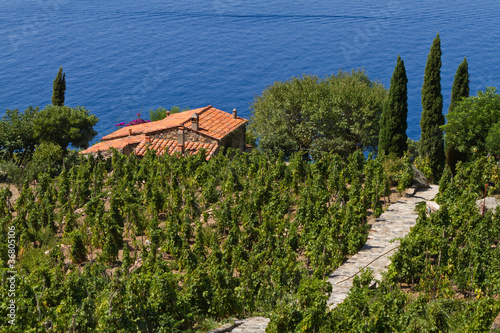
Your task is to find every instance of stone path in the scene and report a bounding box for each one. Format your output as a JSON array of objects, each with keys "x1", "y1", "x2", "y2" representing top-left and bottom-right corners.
[
  {"x1": 207, "y1": 317, "x2": 270, "y2": 333},
  {"x1": 209, "y1": 185, "x2": 439, "y2": 332},
  {"x1": 327, "y1": 185, "x2": 439, "y2": 307}
]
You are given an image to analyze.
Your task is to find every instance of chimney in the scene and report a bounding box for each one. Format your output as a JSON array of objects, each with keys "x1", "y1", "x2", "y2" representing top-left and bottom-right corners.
[
  {"x1": 177, "y1": 128, "x2": 185, "y2": 152},
  {"x1": 232, "y1": 108, "x2": 237, "y2": 119},
  {"x1": 128, "y1": 129, "x2": 132, "y2": 136},
  {"x1": 191, "y1": 112, "x2": 199, "y2": 131},
  {"x1": 145, "y1": 137, "x2": 151, "y2": 145},
  {"x1": 167, "y1": 111, "x2": 170, "y2": 117}
]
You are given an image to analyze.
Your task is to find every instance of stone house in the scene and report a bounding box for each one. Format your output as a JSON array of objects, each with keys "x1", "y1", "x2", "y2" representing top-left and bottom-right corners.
[{"x1": 80, "y1": 105, "x2": 248, "y2": 159}]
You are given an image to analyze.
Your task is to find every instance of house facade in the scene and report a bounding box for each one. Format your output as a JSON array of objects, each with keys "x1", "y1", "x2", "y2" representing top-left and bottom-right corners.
[{"x1": 80, "y1": 106, "x2": 248, "y2": 159}]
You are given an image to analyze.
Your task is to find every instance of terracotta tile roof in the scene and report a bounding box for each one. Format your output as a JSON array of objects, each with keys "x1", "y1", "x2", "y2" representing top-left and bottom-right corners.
[
  {"x1": 82, "y1": 106, "x2": 246, "y2": 157},
  {"x1": 135, "y1": 138, "x2": 219, "y2": 160},
  {"x1": 185, "y1": 106, "x2": 248, "y2": 140},
  {"x1": 80, "y1": 135, "x2": 145, "y2": 154},
  {"x1": 101, "y1": 106, "x2": 247, "y2": 141}
]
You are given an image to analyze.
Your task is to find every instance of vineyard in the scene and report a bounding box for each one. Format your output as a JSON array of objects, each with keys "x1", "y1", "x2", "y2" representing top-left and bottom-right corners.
[
  {"x1": 311, "y1": 156, "x2": 500, "y2": 332},
  {"x1": 0, "y1": 148, "x2": 413, "y2": 332}
]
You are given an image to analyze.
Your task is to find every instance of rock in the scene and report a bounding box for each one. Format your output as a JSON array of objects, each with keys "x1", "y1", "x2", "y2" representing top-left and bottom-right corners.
[
  {"x1": 426, "y1": 201, "x2": 440, "y2": 214},
  {"x1": 406, "y1": 166, "x2": 431, "y2": 196},
  {"x1": 412, "y1": 165, "x2": 431, "y2": 189},
  {"x1": 476, "y1": 197, "x2": 499, "y2": 215},
  {"x1": 491, "y1": 312, "x2": 500, "y2": 331}
]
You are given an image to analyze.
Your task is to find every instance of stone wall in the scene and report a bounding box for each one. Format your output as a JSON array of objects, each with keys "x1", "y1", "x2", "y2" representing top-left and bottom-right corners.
[
  {"x1": 150, "y1": 130, "x2": 178, "y2": 141},
  {"x1": 137, "y1": 124, "x2": 246, "y2": 156},
  {"x1": 122, "y1": 143, "x2": 140, "y2": 155},
  {"x1": 151, "y1": 128, "x2": 219, "y2": 146},
  {"x1": 219, "y1": 125, "x2": 246, "y2": 151}
]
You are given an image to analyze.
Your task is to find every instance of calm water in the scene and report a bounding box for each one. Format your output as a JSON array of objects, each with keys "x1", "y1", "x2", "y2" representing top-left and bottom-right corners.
[{"x1": 0, "y1": 0, "x2": 499, "y2": 141}]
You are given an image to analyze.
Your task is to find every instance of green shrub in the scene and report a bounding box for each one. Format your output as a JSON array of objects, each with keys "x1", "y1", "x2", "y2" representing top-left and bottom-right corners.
[
  {"x1": 414, "y1": 155, "x2": 433, "y2": 182},
  {"x1": 70, "y1": 231, "x2": 87, "y2": 264}
]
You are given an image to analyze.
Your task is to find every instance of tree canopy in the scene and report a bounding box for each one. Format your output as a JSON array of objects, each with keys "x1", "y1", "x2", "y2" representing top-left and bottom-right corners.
[
  {"x1": 51, "y1": 66, "x2": 66, "y2": 106},
  {"x1": 420, "y1": 33, "x2": 445, "y2": 180},
  {"x1": 378, "y1": 55, "x2": 408, "y2": 156},
  {"x1": 149, "y1": 106, "x2": 190, "y2": 121},
  {"x1": 486, "y1": 121, "x2": 500, "y2": 157},
  {"x1": 448, "y1": 57, "x2": 470, "y2": 112},
  {"x1": 446, "y1": 57, "x2": 469, "y2": 171},
  {"x1": 249, "y1": 70, "x2": 387, "y2": 159},
  {"x1": 443, "y1": 87, "x2": 500, "y2": 159},
  {"x1": 0, "y1": 107, "x2": 39, "y2": 161},
  {"x1": 34, "y1": 105, "x2": 99, "y2": 151}
]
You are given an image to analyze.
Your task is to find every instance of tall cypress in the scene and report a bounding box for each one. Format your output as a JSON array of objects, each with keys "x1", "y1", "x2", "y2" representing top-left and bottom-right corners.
[
  {"x1": 420, "y1": 33, "x2": 445, "y2": 180},
  {"x1": 379, "y1": 55, "x2": 408, "y2": 156},
  {"x1": 445, "y1": 57, "x2": 469, "y2": 172},
  {"x1": 51, "y1": 66, "x2": 66, "y2": 106}
]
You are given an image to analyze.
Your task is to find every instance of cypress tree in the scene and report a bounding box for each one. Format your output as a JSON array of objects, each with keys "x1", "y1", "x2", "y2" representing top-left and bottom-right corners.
[
  {"x1": 51, "y1": 66, "x2": 66, "y2": 106},
  {"x1": 420, "y1": 33, "x2": 445, "y2": 180},
  {"x1": 379, "y1": 55, "x2": 408, "y2": 156},
  {"x1": 445, "y1": 57, "x2": 469, "y2": 172}
]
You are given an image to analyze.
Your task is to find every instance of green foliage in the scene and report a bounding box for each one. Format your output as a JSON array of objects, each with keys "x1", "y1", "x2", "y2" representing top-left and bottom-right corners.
[
  {"x1": 267, "y1": 277, "x2": 331, "y2": 333},
  {"x1": 437, "y1": 164, "x2": 453, "y2": 204},
  {"x1": 30, "y1": 142, "x2": 64, "y2": 176},
  {"x1": 420, "y1": 33, "x2": 445, "y2": 180},
  {"x1": 34, "y1": 105, "x2": 99, "y2": 151},
  {"x1": 0, "y1": 160, "x2": 27, "y2": 188},
  {"x1": 446, "y1": 58, "x2": 469, "y2": 172},
  {"x1": 486, "y1": 121, "x2": 500, "y2": 156},
  {"x1": 414, "y1": 155, "x2": 434, "y2": 183},
  {"x1": 149, "y1": 106, "x2": 189, "y2": 121},
  {"x1": 443, "y1": 87, "x2": 500, "y2": 160},
  {"x1": 0, "y1": 148, "x2": 420, "y2": 331},
  {"x1": 70, "y1": 230, "x2": 87, "y2": 264},
  {"x1": 245, "y1": 130, "x2": 257, "y2": 147},
  {"x1": 387, "y1": 156, "x2": 500, "y2": 330},
  {"x1": 249, "y1": 70, "x2": 387, "y2": 159},
  {"x1": 449, "y1": 58, "x2": 470, "y2": 112},
  {"x1": 396, "y1": 153, "x2": 413, "y2": 194},
  {"x1": 0, "y1": 142, "x2": 64, "y2": 188},
  {"x1": 0, "y1": 107, "x2": 39, "y2": 162},
  {"x1": 296, "y1": 156, "x2": 500, "y2": 332},
  {"x1": 380, "y1": 153, "x2": 415, "y2": 192},
  {"x1": 379, "y1": 55, "x2": 408, "y2": 156},
  {"x1": 406, "y1": 138, "x2": 420, "y2": 160},
  {"x1": 51, "y1": 66, "x2": 66, "y2": 106}
]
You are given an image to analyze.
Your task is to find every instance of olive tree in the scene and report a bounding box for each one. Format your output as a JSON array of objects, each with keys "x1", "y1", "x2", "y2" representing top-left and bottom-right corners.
[{"x1": 249, "y1": 70, "x2": 387, "y2": 159}]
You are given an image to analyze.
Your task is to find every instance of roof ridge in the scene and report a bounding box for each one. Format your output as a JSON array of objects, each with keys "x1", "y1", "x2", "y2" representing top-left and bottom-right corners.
[{"x1": 180, "y1": 105, "x2": 212, "y2": 126}]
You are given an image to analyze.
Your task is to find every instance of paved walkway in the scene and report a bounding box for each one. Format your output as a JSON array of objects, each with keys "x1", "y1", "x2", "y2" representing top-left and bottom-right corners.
[
  {"x1": 210, "y1": 185, "x2": 439, "y2": 332},
  {"x1": 207, "y1": 317, "x2": 270, "y2": 333},
  {"x1": 327, "y1": 185, "x2": 439, "y2": 307}
]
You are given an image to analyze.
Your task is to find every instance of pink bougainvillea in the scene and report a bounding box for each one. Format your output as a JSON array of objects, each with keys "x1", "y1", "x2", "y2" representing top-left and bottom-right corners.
[{"x1": 116, "y1": 114, "x2": 151, "y2": 128}]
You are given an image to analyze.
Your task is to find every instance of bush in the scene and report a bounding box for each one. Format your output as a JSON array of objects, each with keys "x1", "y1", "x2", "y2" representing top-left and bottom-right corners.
[
  {"x1": 30, "y1": 142, "x2": 64, "y2": 176},
  {"x1": 443, "y1": 87, "x2": 500, "y2": 160},
  {"x1": 414, "y1": 155, "x2": 433, "y2": 183},
  {"x1": 149, "y1": 106, "x2": 189, "y2": 122},
  {"x1": 0, "y1": 160, "x2": 26, "y2": 188},
  {"x1": 70, "y1": 231, "x2": 87, "y2": 264},
  {"x1": 486, "y1": 121, "x2": 500, "y2": 156}
]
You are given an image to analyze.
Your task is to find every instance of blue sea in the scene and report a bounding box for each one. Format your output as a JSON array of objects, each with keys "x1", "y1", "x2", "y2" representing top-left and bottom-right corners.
[{"x1": 0, "y1": 0, "x2": 499, "y2": 141}]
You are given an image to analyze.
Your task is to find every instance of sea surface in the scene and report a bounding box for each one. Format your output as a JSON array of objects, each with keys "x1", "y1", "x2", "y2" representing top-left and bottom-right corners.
[{"x1": 0, "y1": 0, "x2": 499, "y2": 141}]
